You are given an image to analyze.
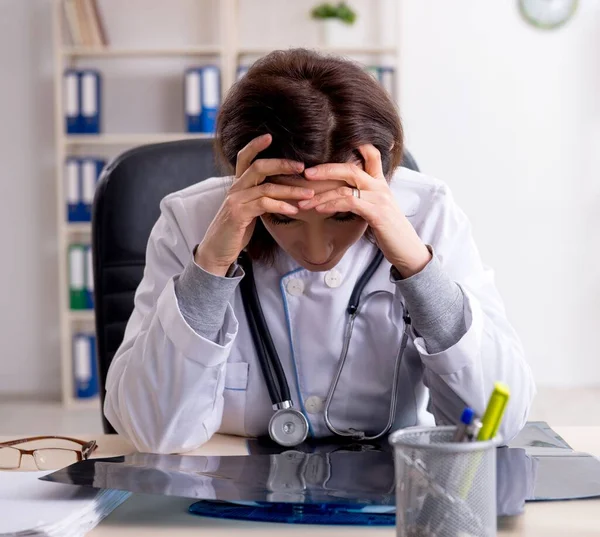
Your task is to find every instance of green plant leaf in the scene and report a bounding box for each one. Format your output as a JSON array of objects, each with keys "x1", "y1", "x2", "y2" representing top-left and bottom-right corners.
[{"x1": 310, "y1": 1, "x2": 357, "y2": 23}]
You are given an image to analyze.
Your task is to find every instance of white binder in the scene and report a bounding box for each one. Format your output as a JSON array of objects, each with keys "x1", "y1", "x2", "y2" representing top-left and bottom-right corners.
[
  {"x1": 81, "y1": 158, "x2": 96, "y2": 218},
  {"x1": 200, "y1": 66, "x2": 220, "y2": 133},
  {"x1": 69, "y1": 246, "x2": 85, "y2": 294},
  {"x1": 379, "y1": 67, "x2": 395, "y2": 96},
  {"x1": 84, "y1": 244, "x2": 94, "y2": 309},
  {"x1": 80, "y1": 70, "x2": 101, "y2": 133},
  {"x1": 65, "y1": 158, "x2": 80, "y2": 221},
  {"x1": 236, "y1": 65, "x2": 249, "y2": 81},
  {"x1": 64, "y1": 70, "x2": 80, "y2": 133},
  {"x1": 74, "y1": 335, "x2": 92, "y2": 387},
  {"x1": 185, "y1": 69, "x2": 202, "y2": 132}
]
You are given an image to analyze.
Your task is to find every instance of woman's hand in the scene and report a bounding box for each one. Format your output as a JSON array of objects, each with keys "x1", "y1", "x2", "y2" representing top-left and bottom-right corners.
[
  {"x1": 298, "y1": 144, "x2": 431, "y2": 278},
  {"x1": 195, "y1": 134, "x2": 314, "y2": 276}
]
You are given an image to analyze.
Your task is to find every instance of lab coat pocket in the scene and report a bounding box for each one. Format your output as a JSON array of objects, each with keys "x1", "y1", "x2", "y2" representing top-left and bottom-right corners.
[{"x1": 219, "y1": 362, "x2": 249, "y2": 436}]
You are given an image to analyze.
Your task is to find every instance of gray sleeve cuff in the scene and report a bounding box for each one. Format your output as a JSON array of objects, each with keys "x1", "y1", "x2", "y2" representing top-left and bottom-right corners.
[
  {"x1": 174, "y1": 252, "x2": 244, "y2": 342},
  {"x1": 391, "y1": 247, "x2": 467, "y2": 353}
]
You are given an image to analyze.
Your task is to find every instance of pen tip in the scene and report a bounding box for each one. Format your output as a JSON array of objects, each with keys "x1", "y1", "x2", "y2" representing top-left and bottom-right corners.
[{"x1": 460, "y1": 407, "x2": 475, "y2": 425}]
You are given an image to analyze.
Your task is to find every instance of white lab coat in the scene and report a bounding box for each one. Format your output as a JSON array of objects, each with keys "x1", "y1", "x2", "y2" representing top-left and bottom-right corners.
[{"x1": 104, "y1": 166, "x2": 535, "y2": 454}]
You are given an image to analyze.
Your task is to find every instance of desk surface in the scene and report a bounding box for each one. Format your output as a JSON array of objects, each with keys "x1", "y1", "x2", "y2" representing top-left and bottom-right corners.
[{"x1": 2, "y1": 427, "x2": 600, "y2": 536}]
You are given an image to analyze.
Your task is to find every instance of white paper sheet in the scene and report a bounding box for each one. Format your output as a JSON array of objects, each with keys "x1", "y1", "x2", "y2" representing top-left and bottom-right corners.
[{"x1": 0, "y1": 470, "x2": 130, "y2": 536}]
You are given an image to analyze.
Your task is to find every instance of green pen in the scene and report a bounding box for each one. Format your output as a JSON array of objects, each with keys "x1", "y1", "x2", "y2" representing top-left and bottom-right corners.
[{"x1": 477, "y1": 382, "x2": 510, "y2": 441}]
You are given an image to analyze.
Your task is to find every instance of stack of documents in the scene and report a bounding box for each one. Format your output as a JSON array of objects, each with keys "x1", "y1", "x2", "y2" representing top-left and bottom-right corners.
[{"x1": 0, "y1": 470, "x2": 130, "y2": 537}]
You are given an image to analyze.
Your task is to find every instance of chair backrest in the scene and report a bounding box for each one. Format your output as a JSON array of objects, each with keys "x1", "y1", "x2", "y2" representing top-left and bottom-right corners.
[{"x1": 92, "y1": 139, "x2": 419, "y2": 432}]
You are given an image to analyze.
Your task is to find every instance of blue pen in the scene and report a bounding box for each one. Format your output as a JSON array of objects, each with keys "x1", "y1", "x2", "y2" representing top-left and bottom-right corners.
[{"x1": 453, "y1": 407, "x2": 475, "y2": 442}]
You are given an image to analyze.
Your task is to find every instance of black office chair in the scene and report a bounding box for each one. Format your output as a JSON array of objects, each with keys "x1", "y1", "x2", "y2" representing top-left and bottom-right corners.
[{"x1": 92, "y1": 139, "x2": 420, "y2": 433}]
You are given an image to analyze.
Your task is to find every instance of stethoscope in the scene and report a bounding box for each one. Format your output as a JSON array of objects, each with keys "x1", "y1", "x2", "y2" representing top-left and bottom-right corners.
[{"x1": 238, "y1": 250, "x2": 412, "y2": 447}]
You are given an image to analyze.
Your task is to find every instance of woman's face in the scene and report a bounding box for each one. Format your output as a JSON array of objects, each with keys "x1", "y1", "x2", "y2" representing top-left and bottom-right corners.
[{"x1": 260, "y1": 174, "x2": 369, "y2": 272}]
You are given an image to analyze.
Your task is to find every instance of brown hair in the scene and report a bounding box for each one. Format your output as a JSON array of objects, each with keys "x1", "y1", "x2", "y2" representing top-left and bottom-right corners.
[{"x1": 214, "y1": 48, "x2": 403, "y2": 264}]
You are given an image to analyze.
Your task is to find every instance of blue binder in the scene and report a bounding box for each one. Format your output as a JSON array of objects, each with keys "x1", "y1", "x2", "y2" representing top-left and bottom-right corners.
[
  {"x1": 79, "y1": 70, "x2": 102, "y2": 134},
  {"x1": 236, "y1": 65, "x2": 249, "y2": 82},
  {"x1": 81, "y1": 158, "x2": 105, "y2": 221},
  {"x1": 185, "y1": 68, "x2": 202, "y2": 133},
  {"x1": 73, "y1": 333, "x2": 98, "y2": 399},
  {"x1": 84, "y1": 244, "x2": 94, "y2": 309},
  {"x1": 64, "y1": 69, "x2": 81, "y2": 134},
  {"x1": 65, "y1": 158, "x2": 83, "y2": 222},
  {"x1": 185, "y1": 66, "x2": 220, "y2": 134},
  {"x1": 66, "y1": 158, "x2": 105, "y2": 222},
  {"x1": 200, "y1": 65, "x2": 220, "y2": 134},
  {"x1": 377, "y1": 67, "x2": 395, "y2": 96}
]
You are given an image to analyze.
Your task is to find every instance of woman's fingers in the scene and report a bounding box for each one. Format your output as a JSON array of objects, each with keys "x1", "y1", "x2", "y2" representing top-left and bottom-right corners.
[
  {"x1": 239, "y1": 184, "x2": 316, "y2": 219},
  {"x1": 233, "y1": 133, "x2": 304, "y2": 191},
  {"x1": 313, "y1": 194, "x2": 380, "y2": 226},
  {"x1": 233, "y1": 158, "x2": 305, "y2": 191},
  {"x1": 241, "y1": 196, "x2": 300, "y2": 219},
  {"x1": 297, "y1": 186, "x2": 353, "y2": 210},
  {"x1": 303, "y1": 144, "x2": 385, "y2": 189},
  {"x1": 237, "y1": 182, "x2": 314, "y2": 203},
  {"x1": 303, "y1": 162, "x2": 379, "y2": 190},
  {"x1": 357, "y1": 144, "x2": 385, "y2": 180},
  {"x1": 235, "y1": 133, "x2": 272, "y2": 178}
]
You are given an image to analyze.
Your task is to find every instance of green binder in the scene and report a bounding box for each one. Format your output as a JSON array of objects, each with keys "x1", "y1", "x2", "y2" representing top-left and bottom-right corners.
[{"x1": 69, "y1": 244, "x2": 86, "y2": 310}]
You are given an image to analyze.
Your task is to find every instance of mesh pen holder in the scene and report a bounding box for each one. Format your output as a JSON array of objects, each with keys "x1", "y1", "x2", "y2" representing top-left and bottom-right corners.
[{"x1": 390, "y1": 426, "x2": 501, "y2": 537}]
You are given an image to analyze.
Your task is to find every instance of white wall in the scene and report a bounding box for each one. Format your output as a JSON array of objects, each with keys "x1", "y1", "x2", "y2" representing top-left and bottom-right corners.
[
  {"x1": 0, "y1": 0, "x2": 598, "y2": 398},
  {"x1": 399, "y1": 1, "x2": 600, "y2": 386},
  {"x1": 0, "y1": 0, "x2": 59, "y2": 397}
]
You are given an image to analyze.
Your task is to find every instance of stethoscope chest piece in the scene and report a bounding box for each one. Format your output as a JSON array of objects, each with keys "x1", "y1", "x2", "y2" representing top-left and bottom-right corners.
[{"x1": 269, "y1": 407, "x2": 309, "y2": 447}]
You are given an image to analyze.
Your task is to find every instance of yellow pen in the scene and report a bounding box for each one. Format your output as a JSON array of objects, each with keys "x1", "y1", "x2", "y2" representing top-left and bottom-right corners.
[
  {"x1": 477, "y1": 382, "x2": 510, "y2": 441},
  {"x1": 458, "y1": 382, "x2": 510, "y2": 499}
]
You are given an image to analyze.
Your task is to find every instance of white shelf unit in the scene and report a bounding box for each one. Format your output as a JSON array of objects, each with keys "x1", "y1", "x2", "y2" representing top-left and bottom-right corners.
[
  {"x1": 237, "y1": 45, "x2": 398, "y2": 56},
  {"x1": 64, "y1": 133, "x2": 214, "y2": 147},
  {"x1": 65, "y1": 222, "x2": 91, "y2": 233},
  {"x1": 53, "y1": 0, "x2": 400, "y2": 409},
  {"x1": 69, "y1": 310, "x2": 95, "y2": 323},
  {"x1": 62, "y1": 46, "x2": 224, "y2": 58}
]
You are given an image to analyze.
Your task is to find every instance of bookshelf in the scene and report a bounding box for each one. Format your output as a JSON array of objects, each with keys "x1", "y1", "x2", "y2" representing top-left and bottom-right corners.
[
  {"x1": 53, "y1": 0, "x2": 401, "y2": 410},
  {"x1": 62, "y1": 46, "x2": 224, "y2": 58},
  {"x1": 64, "y1": 133, "x2": 213, "y2": 147},
  {"x1": 237, "y1": 45, "x2": 398, "y2": 56},
  {"x1": 65, "y1": 222, "x2": 92, "y2": 233},
  {"x1": 69, "y1": 310, "x2": 95, "y2": 323}
]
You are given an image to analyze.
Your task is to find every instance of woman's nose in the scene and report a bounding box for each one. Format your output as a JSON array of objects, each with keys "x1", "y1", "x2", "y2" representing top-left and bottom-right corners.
[{"x1": 301, "y1": 234, "x2": 333, "y2": 265}]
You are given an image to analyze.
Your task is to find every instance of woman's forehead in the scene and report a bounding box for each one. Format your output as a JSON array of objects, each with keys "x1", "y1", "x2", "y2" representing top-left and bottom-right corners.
[{"x1": 268, "y1": 175, "x2": 346, "y2": 193}]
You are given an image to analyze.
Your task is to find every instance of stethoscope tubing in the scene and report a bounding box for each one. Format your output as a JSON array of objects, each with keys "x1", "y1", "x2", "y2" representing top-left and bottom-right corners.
[
  {"x1": 323, "y1": 290, "x2": 411, "y2": 441},
  {"x1": 238, "y1": 249, "x2": 409, "y2": 445},
  {"x1": 239, "y1": 252, "x2": 292, "y2": 405}
]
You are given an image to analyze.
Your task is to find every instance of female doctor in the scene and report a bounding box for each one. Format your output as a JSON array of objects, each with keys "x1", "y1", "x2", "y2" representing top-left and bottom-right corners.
[{"x1": 104, "y1": 49, "x2": 535, "y2": 454}]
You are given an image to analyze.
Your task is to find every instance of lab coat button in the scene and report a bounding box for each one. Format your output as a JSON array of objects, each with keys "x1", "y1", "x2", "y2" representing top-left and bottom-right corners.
[
  {"x1": 324, "y1": 269, "x2": 342, "y2": 288},
  {"x1": 305, "y1": 395, "x2": 324, "y2": 414},
  {"x1": 286, "y1": 278, "x2": 305, "y2": 296}
]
